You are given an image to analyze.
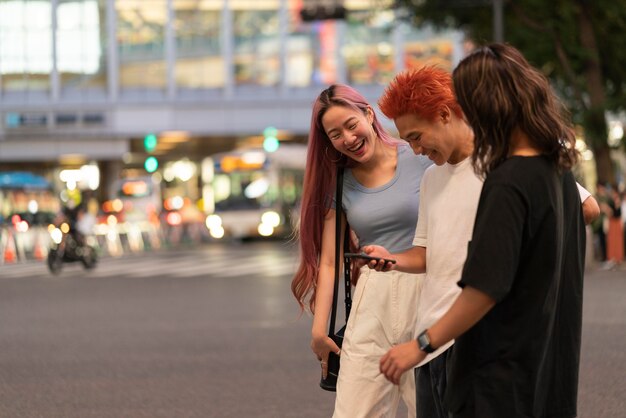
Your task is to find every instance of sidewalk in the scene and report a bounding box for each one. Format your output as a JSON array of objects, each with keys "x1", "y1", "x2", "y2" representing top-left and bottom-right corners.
[{"x1": 585, "y1": 258, "x2": 626, "y2": 275}]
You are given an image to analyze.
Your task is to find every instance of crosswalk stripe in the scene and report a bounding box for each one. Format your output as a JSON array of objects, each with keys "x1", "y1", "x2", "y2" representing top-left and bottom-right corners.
[{"x1": 0, "y1": 247, "x2": 300, "y2": 280}]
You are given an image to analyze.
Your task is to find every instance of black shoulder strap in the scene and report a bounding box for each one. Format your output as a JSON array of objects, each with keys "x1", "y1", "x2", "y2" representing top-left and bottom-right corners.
[
  {"x1": 329, "y1": 166, "x2": 352, "y2": 335},
  {"x1": 343, "y1": 222, "x2": 352, "y2": 322}
]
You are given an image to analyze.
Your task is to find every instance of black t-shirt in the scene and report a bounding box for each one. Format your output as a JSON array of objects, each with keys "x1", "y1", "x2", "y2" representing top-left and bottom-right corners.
[{"x1": 445, "y1": 156, "x2": 585, "y2": 418}]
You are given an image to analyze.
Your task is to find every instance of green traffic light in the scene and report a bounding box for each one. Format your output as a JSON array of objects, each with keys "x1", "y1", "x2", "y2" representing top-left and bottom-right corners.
[
  {"x1": 263, "y1": 127, "x2": 279, "y2": 152},
  {"x1": 144, "y1": 156, "x2": 159, "y2": 173},
  {"x1": 263, "y1": 126, "x2": 278, "y2": 138},
  {"x1": 144, "y1": 134, "x2": 157, "y2": 152},
  {"x1": 263, "y1": 136, "x2": 280, "y2": 153}
]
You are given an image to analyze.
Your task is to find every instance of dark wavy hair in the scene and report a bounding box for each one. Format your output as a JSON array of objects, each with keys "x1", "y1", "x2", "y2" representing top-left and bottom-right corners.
[
  {"x1": 291, "y1": 84, "x2": 400, "y2": 312},
  {"x1": 452, "y1": 43, "x2": 579, "y2": 176}
]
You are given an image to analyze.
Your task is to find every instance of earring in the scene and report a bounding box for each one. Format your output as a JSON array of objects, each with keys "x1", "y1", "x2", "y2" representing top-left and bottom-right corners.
[{"x1": 325, "y1": 147, "x2": 344, "y2": 163}]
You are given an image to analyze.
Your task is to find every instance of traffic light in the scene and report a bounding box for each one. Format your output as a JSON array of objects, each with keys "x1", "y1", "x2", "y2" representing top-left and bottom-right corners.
[
  {"x1": 300, "y1": 1, "x2": 346, "y2": 22},
  {"x1": 143, "y1": 133, "x2": 158, "y2": 173},
  {"x1": 144, "y1": 156, "x2": 159, "y2": 173},
  {"x1": 263, "y1": 126, "x2": 280, "y2": 153},
  {"x1": 144, "y1": 133, "x2": 157, "y2": 152}
]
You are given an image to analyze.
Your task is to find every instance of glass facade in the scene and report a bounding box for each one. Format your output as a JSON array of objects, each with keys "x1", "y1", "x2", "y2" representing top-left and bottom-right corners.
[
  {"x1": 403, "y1": 28, "x2": 457, "y2": 73},
  {"x1": 233, "y1": 1, "x2": 280, "y2": 86},
  {"x1": 286, "y1": 1, "x2": 339, "y2": 87},
  {"x1": 174, "y1": 0, "x2": 224, "y2": 90},
  {"x1": 116, "y1": 0, "x2": 167, "y2": 92},
  {"x1": 0, "y1": 0, "x2": 466, "y2": 191},
  {"x1": 0, "y1": 0, "x2": 53, "y2": 95},
  {"x1": 0, "y1": 0, "x2": 463, "y2": 99},
  {"x1": 57, "y1": 0, "x2": 107, "y2": 98},
  {"x1": 344, "y1": 7, "x2": 395, "y2": 85}
]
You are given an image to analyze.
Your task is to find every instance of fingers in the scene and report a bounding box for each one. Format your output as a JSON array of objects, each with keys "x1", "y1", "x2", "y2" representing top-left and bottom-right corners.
[
  {"x1": 353, "y1": 258, "x2": 367, "y2": 269},
  {"x1": 379, "y1": 350, "x2": 404, "y2": 385},
  {"x1": 367, "y1": 258, "x2": 392, "y2": 272},
  {"x1": 316, "y1": 350, "x2": 330, "y2": 379},
  {"x1": 368, "y1": 259, "x2": 380, "y2": 270},
  {"x1": 380, "y1": 364, "x2": 401, "y2": 384},
  {"x1": 319, "y1": 348, "x2": 341, "y2": 380},
  {"x1": 315, "y1": 337, "x2": 342, "y2": 380},
  {"x1": 327, "y1": 337, "x2": 341, "y2": 355},
  {"x1": 320, "y1": 358, "x2": 328, "y2": 379}
]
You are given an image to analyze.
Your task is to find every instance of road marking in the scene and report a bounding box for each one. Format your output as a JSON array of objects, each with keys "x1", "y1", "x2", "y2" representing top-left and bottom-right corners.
[{"x1": 0, "y1": 247, "x2": 299, "y2": 280}]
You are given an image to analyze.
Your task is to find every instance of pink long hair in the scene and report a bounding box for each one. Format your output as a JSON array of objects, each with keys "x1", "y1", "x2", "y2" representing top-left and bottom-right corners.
[{"x1": 291, "y1": 84, "x2": 399, "y2": 312}]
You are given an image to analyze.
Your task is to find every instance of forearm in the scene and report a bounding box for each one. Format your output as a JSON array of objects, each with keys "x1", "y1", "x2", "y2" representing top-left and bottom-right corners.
[
  {"x1": 393, "y1": 246, "x2": 426, "y2": 274},
  {"x1": 311, "y1": 264, "x2": 335, "y2": 337},
  {"x1": 427, "y1": 286, "x2": 496, "y2": 350}
]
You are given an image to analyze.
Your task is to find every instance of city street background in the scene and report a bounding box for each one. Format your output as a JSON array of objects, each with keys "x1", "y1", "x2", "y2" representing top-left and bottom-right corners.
[{"x1": 0, "y1": 241, "x2": 624, "y2": 418}]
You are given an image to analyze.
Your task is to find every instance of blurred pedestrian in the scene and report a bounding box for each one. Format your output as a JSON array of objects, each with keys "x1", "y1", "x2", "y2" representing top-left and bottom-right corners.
[
  {"x1": 603, "y1": 184, "x2": 624, "y2": 265},
  {"x1": 291, "y1": 84, "x2": 431, "y2": 417},
  {"x1": 622, "y1": 189, "x2": 626, "y2": 257},
  {"x1": 379, "y1": 43, "x2": 585, "y2": 418},
  {"x1": 593, "y1": 182, "x2": 609, "y2": 262}
]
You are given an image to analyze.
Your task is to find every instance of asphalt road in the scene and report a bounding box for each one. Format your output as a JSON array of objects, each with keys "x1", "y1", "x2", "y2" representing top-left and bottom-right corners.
[{"x1": 0, "y1": 242, "x2": 623, "y2": 418}]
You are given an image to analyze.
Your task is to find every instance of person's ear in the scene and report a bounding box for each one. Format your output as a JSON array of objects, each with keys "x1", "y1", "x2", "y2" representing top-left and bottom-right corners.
[
  {"x1": 440, "y1": 106, "x2": 451, "y2": 124},
  {"x1": 366, "y1": 107, "x2": 374, "y2": 124}
]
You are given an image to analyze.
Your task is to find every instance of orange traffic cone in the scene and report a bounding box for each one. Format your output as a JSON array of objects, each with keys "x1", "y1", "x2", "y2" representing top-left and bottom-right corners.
[
  {"x1": 4, "y1": 233, "x2": 17, "y2": 263},
  {"x1": 33, "y1": 233, "x2": 47, "y2": 261}
]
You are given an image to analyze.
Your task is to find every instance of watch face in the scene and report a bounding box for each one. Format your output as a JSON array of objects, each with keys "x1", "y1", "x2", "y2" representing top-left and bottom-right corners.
[
  {"x1": 418, "y1": 333, "x2": 428, "y2": 347},
  {"x1": 417, "y1": 331, "x2": 433, "y2": 353}
]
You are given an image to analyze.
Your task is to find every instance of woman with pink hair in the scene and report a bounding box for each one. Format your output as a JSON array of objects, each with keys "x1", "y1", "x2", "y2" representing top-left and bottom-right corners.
[{"x1": 291, "y1": 84, "x2": 431, "y2": 417}]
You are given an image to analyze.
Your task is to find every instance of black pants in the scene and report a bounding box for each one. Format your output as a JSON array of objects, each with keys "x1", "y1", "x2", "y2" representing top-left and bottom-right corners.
[{"x1": 415, "y1": 346, "x2": 452, "y2": 418}]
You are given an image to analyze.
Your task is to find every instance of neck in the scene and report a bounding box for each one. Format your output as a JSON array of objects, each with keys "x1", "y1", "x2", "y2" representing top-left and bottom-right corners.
[
  {"x1": 509, "y1": 127, "x2": 541, "y2": 156},
  {"x1": 448, "y1": 121, "x2": 475, "y2": 165},
  {"x1": 357, "y1": 138, "x2": 392, "y2": 171}
]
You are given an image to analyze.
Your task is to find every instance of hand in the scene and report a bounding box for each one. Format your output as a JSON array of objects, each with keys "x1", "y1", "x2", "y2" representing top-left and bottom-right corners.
[
  {"x1": 379, "y1": 340, "x2": 425, "y2": 385},
  {"x1": 362, "y1": 245, "x2": 395, "y2": 272},
  {"x1": 311, "y1": 333, "x2": 341, "y2": 379}
]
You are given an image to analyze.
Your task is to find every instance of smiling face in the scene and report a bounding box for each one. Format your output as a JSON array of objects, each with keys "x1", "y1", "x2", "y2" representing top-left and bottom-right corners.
[
  {"x1": 394, "y1": 110, "x2": 459, "y2": 165},
  {"x1": 321, "y1": 104, "x2": 377, "y2": 163}
]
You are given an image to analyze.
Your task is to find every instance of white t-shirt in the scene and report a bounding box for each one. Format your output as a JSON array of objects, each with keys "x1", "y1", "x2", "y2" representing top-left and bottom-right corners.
[
  {"x1": 577, "y1": 183, "x2": 591, "y2": 203},
  {"x1": 412, "y1": 157, "x2": 484, "y2": 366}
]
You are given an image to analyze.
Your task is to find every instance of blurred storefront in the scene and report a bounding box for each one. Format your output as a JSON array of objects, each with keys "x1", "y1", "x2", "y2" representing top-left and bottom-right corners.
[{"x1": 0, "y1": 0, "x2": 464, "y2": 206}]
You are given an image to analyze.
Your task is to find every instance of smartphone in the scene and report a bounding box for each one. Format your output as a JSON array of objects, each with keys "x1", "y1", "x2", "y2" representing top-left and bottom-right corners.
[{"x1": 344, "y1": 252, "x2": 396, "y2": 264}]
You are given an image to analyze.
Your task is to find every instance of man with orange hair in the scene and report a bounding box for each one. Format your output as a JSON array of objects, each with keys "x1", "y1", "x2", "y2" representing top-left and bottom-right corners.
[{"x1": 364, "y1": 65, "x2": 481, "y2": 418}]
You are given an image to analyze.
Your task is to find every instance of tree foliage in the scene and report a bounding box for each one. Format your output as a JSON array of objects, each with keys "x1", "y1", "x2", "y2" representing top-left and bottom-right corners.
[{"x1": 393, "y1": 0, "x2": 626, "y2": 183}]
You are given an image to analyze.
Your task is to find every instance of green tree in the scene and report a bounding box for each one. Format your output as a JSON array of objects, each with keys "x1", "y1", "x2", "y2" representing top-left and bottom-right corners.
[{"x1": 393, "y1": 0, "x2": 626, "y2": 185}]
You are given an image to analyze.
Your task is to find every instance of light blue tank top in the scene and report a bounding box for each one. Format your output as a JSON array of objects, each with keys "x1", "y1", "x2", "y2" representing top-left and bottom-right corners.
[{"x1": 342, "y1": 144, "x2": 432, "y2": 253}]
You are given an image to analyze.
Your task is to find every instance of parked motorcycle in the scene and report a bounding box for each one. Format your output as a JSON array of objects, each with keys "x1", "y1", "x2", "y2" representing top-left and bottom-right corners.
[{"x1": 47, "y1": 223, "x2": 98, "y2": 274}]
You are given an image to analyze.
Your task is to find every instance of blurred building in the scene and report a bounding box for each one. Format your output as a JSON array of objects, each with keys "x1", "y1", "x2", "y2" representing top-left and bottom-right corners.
[{"x1": 0, "y1": 0, "x2": 463, "y2": 201}]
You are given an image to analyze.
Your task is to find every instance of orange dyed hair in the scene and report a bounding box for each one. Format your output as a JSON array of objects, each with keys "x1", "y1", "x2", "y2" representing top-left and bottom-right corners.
[{"x1": 378, "y1": 66, "x2": 464, "y2": 122}]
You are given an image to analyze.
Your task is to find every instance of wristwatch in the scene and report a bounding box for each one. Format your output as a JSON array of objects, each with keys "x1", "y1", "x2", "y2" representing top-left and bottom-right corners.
[{"x1": 416, "y1": 329, "x2": 435, "y2": 353}]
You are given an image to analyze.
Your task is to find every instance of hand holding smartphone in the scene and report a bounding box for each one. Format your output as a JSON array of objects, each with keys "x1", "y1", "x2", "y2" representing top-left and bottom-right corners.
[{"x1": 345, "y1": 252, "x2": 396, "y2": 265}]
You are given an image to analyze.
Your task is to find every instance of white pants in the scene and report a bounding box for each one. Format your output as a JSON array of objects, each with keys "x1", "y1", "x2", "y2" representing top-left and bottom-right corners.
[{"x1": 333, "y1": 268, "x2": 422, "y2": 418}]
